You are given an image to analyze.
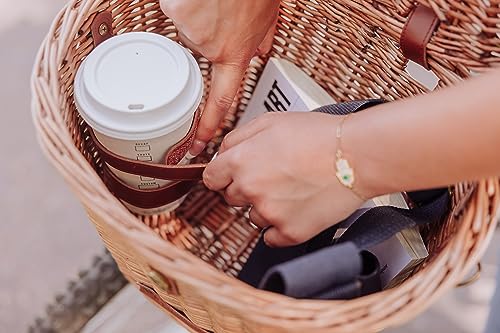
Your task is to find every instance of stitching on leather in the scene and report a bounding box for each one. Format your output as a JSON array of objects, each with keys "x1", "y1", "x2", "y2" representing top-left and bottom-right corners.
[
  {"x1": 420, "y1": 14, "x2": 439, "y2": 68},
  {"x1": 400, "y1": 5, "x2": 439, "y2": 68},
  {"x1": 139, "y1": 284, "x2": 208, "y2": 333},
  {"x1": 400, "y1": 5, "x2": 416, "y2": 59},
  {"x1": 165, "y1": 109, "x2": 201, "y2": 165}
]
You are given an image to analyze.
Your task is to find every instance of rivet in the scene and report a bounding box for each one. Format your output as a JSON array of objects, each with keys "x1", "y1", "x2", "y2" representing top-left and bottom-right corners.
[
  {"x1": 147, "y1": 269, "x2": 171, "y2": 292},
  {"x1": 99, "y1": 23, "x2": 109, "y2": 36}
]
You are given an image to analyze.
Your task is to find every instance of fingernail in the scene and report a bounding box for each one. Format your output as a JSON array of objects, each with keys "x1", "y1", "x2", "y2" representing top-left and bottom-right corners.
[
  {"x1": 262, "y1": 227, "x2": 274, "y2": 247},
  {"x1": 185, "y1": 152, "x2": 196, "y2": 160},
  {"x1": 189, "y1": 140, "x2": 207, "y2": 157}
]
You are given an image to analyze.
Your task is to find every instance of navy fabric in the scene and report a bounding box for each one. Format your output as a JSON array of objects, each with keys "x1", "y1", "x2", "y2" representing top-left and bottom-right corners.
[
  {"x1": 337, "y1": 192, "x2": 449, "y2": 249},
  {"x1": 313, "y1": 99, "x2": 385, "y2": 115},
  {"x1": 259, "y1": 242, "x2": 362, "y2": 298},
  {"x1": 237, "y1": 236, "x2": 310, "y2": 288}
]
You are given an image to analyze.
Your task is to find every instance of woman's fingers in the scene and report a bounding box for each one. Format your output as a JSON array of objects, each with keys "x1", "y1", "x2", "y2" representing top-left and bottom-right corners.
[
  {"x1": 218, "y1": 117, "x2": 269, "y2": 154},
  {"x1": 263, "y1": 227, "x2": 294, "y2": 248},
  {"x1": 203, "y1": 150, "x2": 235, "y2": 190},
  {"x1": 249, "y1": 207, "x2": 269, "y2": 229},
  {"x1": 190, "y1": 62, "x2": 248, "y2": 156},
  {"x1": 223, "y1": 184, "x2": 248, "y2": 207},
  {"x1": 177, "y1": 31, "x2": 202, "y2": 56},
  {"x1": 256, "y1": 16, "x2": 277, "y2": 56}
]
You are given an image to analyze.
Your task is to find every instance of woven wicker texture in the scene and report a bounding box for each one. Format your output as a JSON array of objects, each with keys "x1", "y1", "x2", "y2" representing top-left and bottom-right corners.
[{"x1": 32, "y1": 0, "x2": 500, "y2": 332}]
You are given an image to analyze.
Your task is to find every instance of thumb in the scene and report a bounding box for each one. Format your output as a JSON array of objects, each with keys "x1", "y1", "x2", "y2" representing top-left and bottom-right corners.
[
  {"x1": 263, "y1": 227, "x2": 295, "y2": 248},
  {"x1": 190, "y1": 62, "x2": 247, "y2": 156},
  {"x1": 256, "y1": 17, "x2": 277, "y2": 56},
  {"x1": 177, "y1": 31, "x2": 202, "y2": 57}
]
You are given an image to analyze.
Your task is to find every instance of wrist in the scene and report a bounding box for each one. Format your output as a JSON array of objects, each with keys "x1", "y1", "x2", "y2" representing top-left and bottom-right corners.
[{"x1": 340, "y1": 111, "x2": 393, "y2": 199}]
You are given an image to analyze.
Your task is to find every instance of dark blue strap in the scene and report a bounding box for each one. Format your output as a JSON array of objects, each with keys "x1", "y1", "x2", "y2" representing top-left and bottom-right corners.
[
  {"x1": 313, "y1": 99, "x2": 385, "y2": 115},
  {"x1": 258, "y1": 242, "x2": 363, "y2": 298},
  {"x1": 338, "y1": 191, "x2": 449, "y2": 249}
]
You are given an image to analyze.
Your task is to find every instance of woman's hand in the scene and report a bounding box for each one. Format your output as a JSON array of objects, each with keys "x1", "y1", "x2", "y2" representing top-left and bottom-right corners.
[
  {"x1": 160, "y1": 0, "x2": 280, "y2": 156},
  {"x1": 204, "y1": 67, "x2": 500, "y2": 248},
  {"x1": 203, "y1": 112, "x2": 369, "y2": 247}
]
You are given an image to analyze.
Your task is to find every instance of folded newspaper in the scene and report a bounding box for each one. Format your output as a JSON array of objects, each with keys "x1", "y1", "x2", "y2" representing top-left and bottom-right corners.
[{"x1": 237, "y1": 57, "x2": 336, "y2": 126}]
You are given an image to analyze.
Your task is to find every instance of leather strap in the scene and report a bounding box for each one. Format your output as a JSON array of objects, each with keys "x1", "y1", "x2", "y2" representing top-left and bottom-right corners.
[
  {"x1": 165, "y1": 109, "x2": 202, "y2": 165},
  {"x1": 313, "y1": 99, "x2": 385, "y2": 116},
  {"x1": 139, "y1": 284, "x2": 209, "y2": 333},
  {"x1": 89, "y1": 129, "x2": 206, "y2": 181},
  {"x1": 89, "y1": 111, "x2": 205, "y2": 208},
  {"x1": 400, "y1": 4, "x2": 440, "y2": 69},
  {"x1": 101, "y1": 165, "x2": 197, "y2": 209},
  {"x1": 91, "y1": 11, "x2": 113, "y2": 47}
]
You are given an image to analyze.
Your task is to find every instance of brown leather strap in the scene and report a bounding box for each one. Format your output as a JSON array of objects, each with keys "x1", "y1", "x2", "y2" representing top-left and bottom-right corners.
[
  {"x1": 139, "y1": 284, "x2": 209, "y2": 333},
  {"x1": 165, "y1": 109, "x2": 202, "y2": 165},
  {"x1": 91, "y1": 11, "x2": 113, "y2": 47},
  {"x1": 102, "y1": 165, "x2": 197, "y2": 209},
  {"x1": 89, "y1": 129, "x2": 206, "y2": 181},
  {"x1": 400, "y1": 4, "x2": 440, "y2": 69}
]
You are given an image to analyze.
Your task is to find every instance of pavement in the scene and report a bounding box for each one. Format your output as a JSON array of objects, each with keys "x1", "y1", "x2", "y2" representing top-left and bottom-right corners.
[
  {"x1": 0, "y1": 1, "x2": 497, "y2": 332},
  {"x1": 0, "y1": 1, "x2": 103, "y2": 332}
]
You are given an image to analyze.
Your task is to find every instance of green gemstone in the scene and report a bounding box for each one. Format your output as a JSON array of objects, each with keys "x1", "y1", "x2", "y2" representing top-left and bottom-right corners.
[{"x1": 343, "y1": 175, "x2": 350, "y2": 181}]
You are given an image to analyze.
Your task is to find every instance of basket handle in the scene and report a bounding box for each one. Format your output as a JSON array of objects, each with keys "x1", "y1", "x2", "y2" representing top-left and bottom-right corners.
[
  {"x1": 400, "y1": 4, "x2": 440, "y2": 69},
  {"x1": 456, "y1": 262, "x2": 482, "y2": 288}
]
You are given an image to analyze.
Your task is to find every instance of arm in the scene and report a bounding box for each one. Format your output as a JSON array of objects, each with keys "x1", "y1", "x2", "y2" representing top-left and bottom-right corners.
[
  {"x1": 349, "y1": 68, "x2": 500, "y2": 199},
  {"x1": 204, "y1": 68, "x2": 500, "y2": 247}
]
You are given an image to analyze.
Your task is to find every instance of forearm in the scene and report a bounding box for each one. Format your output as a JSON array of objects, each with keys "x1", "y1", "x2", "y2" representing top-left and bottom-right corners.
[{"x1": 344, "y1": 68, "x2": 500, "y2": 197}]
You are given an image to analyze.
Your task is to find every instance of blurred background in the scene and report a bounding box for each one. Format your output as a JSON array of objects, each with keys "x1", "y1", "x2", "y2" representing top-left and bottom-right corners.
[{"x1": 0, "y1": 1, "x2": 498, "y2": 332}]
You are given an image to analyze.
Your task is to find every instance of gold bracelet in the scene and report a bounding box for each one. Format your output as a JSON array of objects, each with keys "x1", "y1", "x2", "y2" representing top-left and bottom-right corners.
[{"x1": 335, "y1": 114, "x2": 367, "y2": 201}]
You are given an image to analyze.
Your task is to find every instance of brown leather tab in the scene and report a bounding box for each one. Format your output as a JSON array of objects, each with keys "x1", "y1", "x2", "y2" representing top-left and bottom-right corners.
[
  {"x1": 165, "y1": 109, "x2": 202, "y2": 165},
  {"x1": 91, "y1": 11, "x2": 113, "y2": 47},
  {"x1": 400, "y1": 4, "x2": 440, "y2": 69},
  {"x1": 139, "y1": 284, "x2": 209, "y2": 333},
  {"x1": 88, "y1": 129, "x2": 206, "y2": 181},
  {"x1": 102, "y1": 166, "x2": 197, "y2": 209}
]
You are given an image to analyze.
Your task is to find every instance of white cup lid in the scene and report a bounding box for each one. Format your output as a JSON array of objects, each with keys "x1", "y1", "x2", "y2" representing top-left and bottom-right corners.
[{"x1": 74, "y1": 32, "x2": 203, "y2": 140}]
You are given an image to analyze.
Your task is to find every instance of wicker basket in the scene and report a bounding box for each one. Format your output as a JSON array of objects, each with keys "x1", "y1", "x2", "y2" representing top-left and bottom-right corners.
[{"x1": 32, "y1": 0, "x2": 499, "y2": 332}]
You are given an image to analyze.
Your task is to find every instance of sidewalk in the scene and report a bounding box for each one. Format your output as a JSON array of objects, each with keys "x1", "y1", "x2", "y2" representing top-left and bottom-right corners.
[{"x1": 0, "y1": 1, "x2": 103, "y2": 332}]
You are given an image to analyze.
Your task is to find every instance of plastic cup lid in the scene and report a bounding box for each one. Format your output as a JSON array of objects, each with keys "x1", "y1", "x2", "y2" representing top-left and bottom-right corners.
[{"x1": 74, "y1": 32, "x2": 203, "y2": 140}]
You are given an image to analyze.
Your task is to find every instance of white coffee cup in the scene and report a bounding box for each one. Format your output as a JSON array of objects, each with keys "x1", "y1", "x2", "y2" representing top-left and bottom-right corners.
[{"x1": 74, "y1": 32, "x2": 203, "y2": 215}]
